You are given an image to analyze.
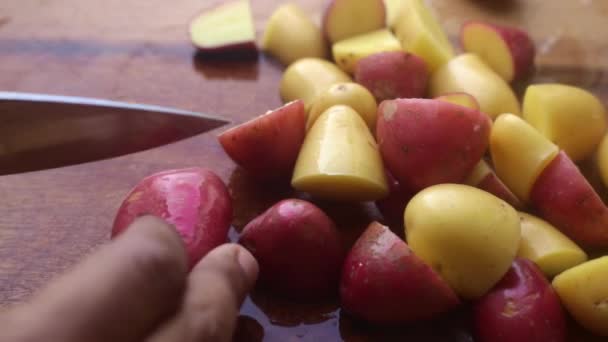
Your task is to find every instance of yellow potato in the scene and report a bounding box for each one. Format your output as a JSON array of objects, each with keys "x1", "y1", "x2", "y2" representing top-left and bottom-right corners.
[
  {"x1": 261, "y1": 4, "x2": 328, "y2": 66},
  {"x1": 523, "y1": 84, "x2": 607, "y2": 162},
  {"x1": 464, "y1": 159, "x2": 492, "y2": 186},
  {"x1": 384, "y1": 0, "x2": 405, "y2": 28},
  {"x1": 308, "y1": 83, "x2": 377, "y2": 131},
  {"x1": 597, "y1": 134, "x2": 608, "y2": 188},
  {"x1": 553, "y1": 256, "x2": 608, "y2": 337},
  {"x1": 279, "y1": 58, "x2": 351, "y2": 110},
  {"x1": 332, "y1": 29, "x2": 403, "y2": 74},
  {"x1": 517, "y1": 212, "x2": 587, "y2": 277},
  {"x1": 490, "y1": 113, "x2": 559, "y2": 202},
  {"x1": 292, "y1": 105, "x2": 388, "y2": 201},
  {"x1": 430, "y1": 53, "x2": 521, "y2": 119},
  {"x1": 393, "y1": 0, "x2": 454, "y2": 72},
  {"x1": 405, "y1": 184, "x2": 521, "y2": 299}
]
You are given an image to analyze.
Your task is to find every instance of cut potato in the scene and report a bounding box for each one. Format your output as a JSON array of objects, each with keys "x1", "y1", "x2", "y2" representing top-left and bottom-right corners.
[
  {"x1": 308, "y1": 82, "x2": 377, "y2": 131},
  {"x1": 434, "y1": 92, "x2": 480, "y2": 111},
  {"x1": 332, "y1": 29, "x2": 402, "y2": 74},
  {"x1": 322, "y1": 0, "x2": 386, "y2": 44},
  {"x1": 464, "y1": 160, "x2": 522, "y2": 209}
]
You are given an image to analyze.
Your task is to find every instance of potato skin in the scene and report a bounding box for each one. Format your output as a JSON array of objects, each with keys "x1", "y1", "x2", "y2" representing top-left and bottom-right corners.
[
  {"x1": 112, "y1": 167, "x2": 232, "y2": 269},
  {"x1": 530, "y1": 151, "x2": 608, "y2": 248},
  {"x1": 376, "y1": 98, "x2": 491, "y2": 192},
  {"x1": 218, "y1": 100, "x2": 306, "y2": 181},
  {"x1": 238, "y1": 199, "x2": 344, "y2": 299},
  {"x1": 340, "y1": 222, "x2": 459, "y2": 324},
  {"x1": 375, "y1": 170, "x2": 413, "y2": 225},
  {"x1": 474, "y1": 258, "x2": 566, "y2": 342}
]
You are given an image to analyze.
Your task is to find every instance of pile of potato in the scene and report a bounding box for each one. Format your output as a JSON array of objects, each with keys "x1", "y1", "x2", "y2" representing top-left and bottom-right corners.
[{"x1": 115, "y1": 0, "x2": 608, "y2": 340}]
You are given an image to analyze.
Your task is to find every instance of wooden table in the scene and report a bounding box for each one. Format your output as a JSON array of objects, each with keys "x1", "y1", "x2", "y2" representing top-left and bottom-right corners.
[{"x1": 1, "y1": 0, "x2": 607, "y2": 340}]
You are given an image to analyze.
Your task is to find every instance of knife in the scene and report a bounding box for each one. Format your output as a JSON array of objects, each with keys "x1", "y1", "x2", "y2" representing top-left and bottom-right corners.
[{"x1": 0, "y1": 91, "x2": 229, "y2": 175}]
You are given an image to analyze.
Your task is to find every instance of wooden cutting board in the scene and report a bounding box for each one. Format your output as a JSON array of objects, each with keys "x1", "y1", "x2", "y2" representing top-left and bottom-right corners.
[{"x1": 1, "y1": 0, "x2": 607, "y2": 340}]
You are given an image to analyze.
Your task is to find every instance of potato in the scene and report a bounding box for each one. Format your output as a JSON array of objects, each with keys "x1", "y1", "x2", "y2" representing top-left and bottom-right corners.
[
  {"x1": 464, "y1": 160, "x2": 522, "y2": 209},
  {"x1": 530, "y1": 151, "x2": 608, "y2": 248},
  {"x1": 430, "y1": 53, "x2": 521, "y2": 119},
  {"x1": 322, "y1": 0, "x2": 386, "y2": 44},
  {"x1": 490, "y1": 113, "x2": 559, "y2": 202},
  {"x1": 597, "y1": 134, "x2": 608, "y2": 188},
  {"x1": 461, "y1": 21, "x2": 536, "y2": 82},
  {"x1": 474, "y1": 259, "x2": 566, "y2": 342},
  {"x1": 405, "y1": 184, "x2": 521, "y2": 299},
  {"x1": 340, "y1": 221, "x2": 460, "y2": 324},
  {"x1": 308, "y1": 82, "x2": 377, "y2": 131},
  {"x1": 292, "y1": 105, "x2": 388, "y2": 201},
  {"x1": 112, "y1": 168, "x2": 232, "y2": 269},
  {"x1": 435, "y1": 92, "x2": 480, "y2": 111},
  {"x1": 280, "y1": 58, "x2": 352, "y2": 110},
  {"x1": 384, "y1": 0, "x2": 404, "y2": 28},
  {"x1": 332, "y1": 29, "x2": 402, "y2": 74},
  {"x1": 517, "y1": 212, "x2": 587, "y2": 277},
  {"x1": 393, "y1": 0, "x2": 454, "y2": 72},
  {"x1": 376, "y1": 170, "x2": 413, "y2": 225},
  {"x1": 523, "y1": 84, "x2": 607, "y2": 162},
  {"x1": 261, "y1": 3, "x2": 328, "y2": 66},
  {"x1": 238, "y1": 199, "x2": 343, "y2": 299},
  {"x1": 553, "y1": 256, "x2": 608, "y2": 337},
  {"x1": 376, "y1": 98, "x2": 491, "y2": 192},
  {"x1": 354, "y1": 51, "x2": 429, "y2": 102},
  {"x1": 218, "y1": 100, "x2": 306, "y2": 181}
]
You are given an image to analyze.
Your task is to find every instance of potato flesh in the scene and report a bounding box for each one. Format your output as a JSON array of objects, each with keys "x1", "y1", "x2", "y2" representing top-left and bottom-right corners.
[
  {"x1": 435, "y1": 92, "x2": 480, "y2": 111},
  {"x1": 393, "y1": 0, "x2": 454, "y2": 72},
  {"x1": 292, "y1": 105, "x2": 388, "y2": 201},
  {"x1": 461, "y1": 23, "x2": 514, "y2": 82},
  {"x1": 490, "y1": 113, "x2": 559, "y2": 202},
  {"x1": 405, "y1": 184, "x2": 521, "y2": 299},
  {"x1": 332, "y1": 29, "x2": 403, "y2": 74},
  {"x1": 553, "y1": 256, "x2": 608, "y2": 337},
  {"x1": 324, "y1": 0, "x2": 386, "y2": 43},
  {"x1": 190, "y1": 0, "x2": 254, "y2": 48},
  {"x1": 261, "y1": 4, "x2": 327, "y2": 66},
  {"x1": 517, "y1": 212, "x2": 587, "y2": 277},
  {"x1": 464, "y1": 159, "x2": 493, "y2": 186},
  {"x1": 597, "y1": 134, "x2": 608, "y2": 188},
  {"x1": 308, "y1": 82, "x2": 377, "y2": 131},
  {"x1": 430, "y1": 54, "x2": 520, "y2": 119},
  {"x1": 523, "y1": 83, "x2": 607, "y2": 162}
]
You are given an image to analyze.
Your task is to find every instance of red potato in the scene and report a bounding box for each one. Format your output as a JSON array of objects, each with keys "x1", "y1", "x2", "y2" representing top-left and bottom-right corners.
[
  {"x1": 376, "y1": 98, "x2": 492, "y2": 192},
  {"x1": 354, "y1": 51, "x2": 429, "y2": 102},
  {"x1": 112, "y1": 168, "x2": 232, "y2": 269},
  {"x1": 530, "y1": 151, "x2": 608, "y2": 248},
  {"x1": 461, "y1": 20, "x2": 535, "y2": 82},
  {"x1": 465, "y1": 160, "x2": 522, "y2": 209},
  {"x1": 340, "y1": 222, "x2": 460, "y2": 324},
  {"x1": 474, "y1": 258, "x2": 566, "y2": 342},
  {"x1": 376, "y1": 170, "x2": 413, "y2": 225},
  {"x1": 238, "y1": 199, "x2": 344, "y2": 299},
  {"x1": 218, "y1": 100, "x2": 306, "y2": 181}
]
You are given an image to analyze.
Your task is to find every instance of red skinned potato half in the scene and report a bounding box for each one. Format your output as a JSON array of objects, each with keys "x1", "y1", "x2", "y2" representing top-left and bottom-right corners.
[
  {"x1": 238, "y1": 199, "x2": 344, "y2": 299},
  {"x1": 218, "y1": 100, "x2": 306, "y2": 181},
  {"x1": 530, "y1": 151, "x2": 608, "y2": 248},
  {"x1": 354, "y1": 51, "x2": 429, "y2": 102},
  {"x1": 474, "y1": 258, "x2": 566, "y2": 342},
  {"x1": 461, "y1": 20, "x2": 535, "y2": 82},
  {"x1": 112, "y1": 168, "x2": 232, "y2": 269},
  {"x1": 341, "y1": 222, "x2": 460, "y2": 324},
  {"x1": 376, "y1": 98, "x2": 491, "y2": 192}
]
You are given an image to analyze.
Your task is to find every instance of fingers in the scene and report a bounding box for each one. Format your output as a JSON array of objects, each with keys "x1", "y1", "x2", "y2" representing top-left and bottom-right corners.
[
  {"x1": 2, "y1": 216, "x2": 188, "y2": 342},
  {"x1": 148, "y1": 244, "x2": 258, "y2": 342}
]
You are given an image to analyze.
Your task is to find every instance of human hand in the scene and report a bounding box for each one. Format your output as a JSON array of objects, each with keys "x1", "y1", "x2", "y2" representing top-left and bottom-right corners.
[{"x1": 0, "y1": 216, "x2": 259, "y2": 342}]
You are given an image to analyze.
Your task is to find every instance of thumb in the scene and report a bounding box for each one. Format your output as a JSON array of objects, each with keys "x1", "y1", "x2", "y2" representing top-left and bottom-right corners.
[{"x1": 148, "y1": 243, "x2": 258, "y2": 342}]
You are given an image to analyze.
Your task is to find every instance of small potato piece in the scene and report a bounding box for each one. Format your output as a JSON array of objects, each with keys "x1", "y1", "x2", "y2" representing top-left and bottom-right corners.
[
  {"x1": 405, "y1": 184, "x2": 521, "y2": 299},
  {"x1": 376, "y1": 98, "x2": 491, "y2": 192},
  {"x1": 354, "y1": 51, "x2": 429, "y2": 102},
  {"x1": 332, "y1": 29, "x2": 403, "y2": 74},
  {"x1": 280, "y1": 58, "x2": 351, "y2": 110},
  {"x1": 464, "y1": 160, "x2": 522, "y2": 209},
  {"x1": 308, "y1": 82, "x2": 377, "y2": 131},
  {"x1": 597, "y1": 134, "x2": 608, "y2": 188},
  {"x1": 474, "y1": 259, "x2": 566, "y2": 342},
  {"x1": 112, "y1": 168, "x2": 232, "y2": 269},
  {"x1": 292, "y1": 105, "x2": 388, "y2": 201},
  {"x1": 341, "y1": 222, "x2": 460, "y2": 324},
  {"x1": 239, "y1": 199, "x2": 343, "y2": 299},
  {"x1": 430, "y1": 53, "x2": 521, "y2": 119},
  {"x1": 435, "y1": 92, "x2": 480, "y2": 111},
  {"x1": 393, "y1": 0, "x2": 454, "y2": 72},
  {"x1": 384, "y1": 0, "x2": 405, "y2": 28},
  {"x1": 523, "y1": 84, "x2": 607, "y2": 162},
  {"x1": 517, "y1": 212, "x2": 587, "y2": 277},
  {"x1": 261, "y1": 4, "x2": 328, "y2": 66},
  {"x1": 322, "y1": 0, "x2": 386, "y2": 44},
  {"x1": 490, "y1": 113, "x2": 559, "y2": 202},
  {"x1": 553, "y1": 256, "x2": 608, "y2": 337}
]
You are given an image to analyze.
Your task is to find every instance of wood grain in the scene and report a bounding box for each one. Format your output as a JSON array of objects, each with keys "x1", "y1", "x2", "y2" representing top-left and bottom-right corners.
[{"x1": 1, "y1": 0, "x2": 607, "y2": 340}]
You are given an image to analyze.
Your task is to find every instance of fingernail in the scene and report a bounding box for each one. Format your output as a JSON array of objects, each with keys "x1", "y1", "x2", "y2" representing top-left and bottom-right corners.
[{"x1": 237, "y1": 247, "x2": 259, "y2": 286}]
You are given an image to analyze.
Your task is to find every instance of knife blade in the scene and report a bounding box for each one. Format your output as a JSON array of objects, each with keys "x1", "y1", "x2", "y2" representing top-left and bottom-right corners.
[{"x1": 0, "y1": 91, "x2": 229, "y2": 175}]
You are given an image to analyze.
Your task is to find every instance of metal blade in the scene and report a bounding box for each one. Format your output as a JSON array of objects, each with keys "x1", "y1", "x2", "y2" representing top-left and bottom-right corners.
[{"x1": 0, "y1": 92, "x2": 229, "y2": 175}]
